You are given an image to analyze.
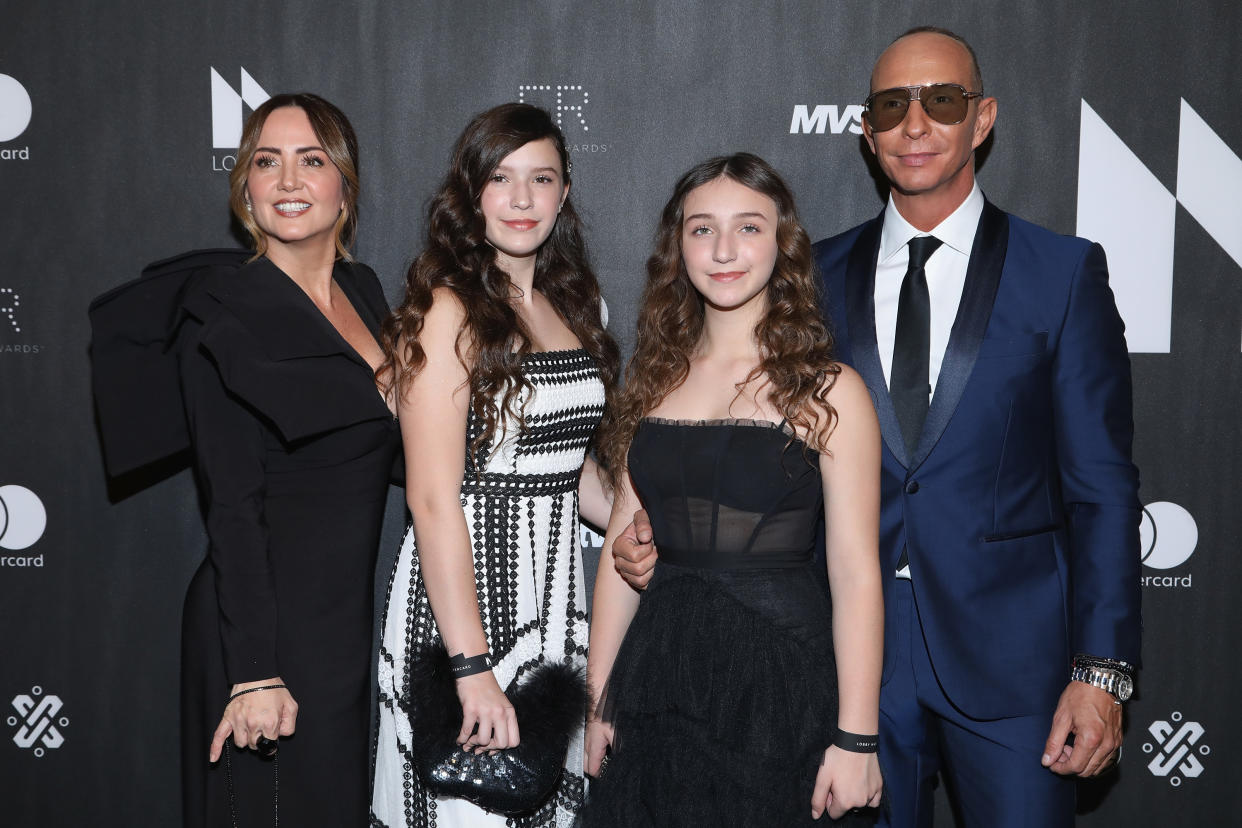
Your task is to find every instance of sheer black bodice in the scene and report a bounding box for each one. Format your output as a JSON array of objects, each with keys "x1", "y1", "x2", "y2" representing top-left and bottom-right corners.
[{"x1": 629, "y1": 417, "x2": 822, "y2": 569}]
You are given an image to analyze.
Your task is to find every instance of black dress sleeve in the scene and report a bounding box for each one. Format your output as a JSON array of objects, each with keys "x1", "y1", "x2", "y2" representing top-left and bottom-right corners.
[
  {"x1": 88, "y1": 249, "x2": 250, "y2": 477},
  {"x1": 180, "y1": 335, "x2": 280, "y2": 685}
]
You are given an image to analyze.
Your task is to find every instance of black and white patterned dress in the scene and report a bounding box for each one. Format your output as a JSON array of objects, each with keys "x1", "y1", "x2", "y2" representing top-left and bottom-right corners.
[{"x1": 373, "y1": 349, "x2": 603, "y2": 828}]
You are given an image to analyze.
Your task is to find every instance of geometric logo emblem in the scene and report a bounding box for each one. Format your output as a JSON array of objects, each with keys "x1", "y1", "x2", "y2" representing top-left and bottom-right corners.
[
  {"x1": 517, "y1": 85, "x2": 591, "y2": 133},
  {"x1": 1078, "y1": 99, "x2": 1242, "y2": 353},
  {"x1": 0, "y1": 485, "x2": 47, "y2": 551},
  {"x1": 0, "y1": 74, "x2": 32, "y2": 142},
  {"x1": 1143, "y1": 711, "x2": 1209, "y2": 786},
  {"x1": 8, "y1": 686, "x2": 68, "y2": 757},
  {"x1": 0, "y1": 288, "x2": 20, "y2": 333},
  {"x1": 1139, "y1": 501, "x2": 1198, "y2": 570},
  {"x1": 210, "y1": 66, "x2": 270, "y2": 149}
]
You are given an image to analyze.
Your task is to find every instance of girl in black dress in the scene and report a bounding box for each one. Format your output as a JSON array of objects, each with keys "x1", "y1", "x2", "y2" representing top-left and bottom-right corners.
[
  {"x1": 582, "y1": 154, "x2": 884, "y2": 825},
  {"x1": 92, "y1": 93, "x2": 396, "y2": 826}
]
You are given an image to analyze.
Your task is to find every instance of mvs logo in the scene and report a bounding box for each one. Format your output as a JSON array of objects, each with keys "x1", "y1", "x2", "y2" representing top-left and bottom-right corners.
[{"x1": 789, "y1": 104, "x2": 864, "y2": 135}]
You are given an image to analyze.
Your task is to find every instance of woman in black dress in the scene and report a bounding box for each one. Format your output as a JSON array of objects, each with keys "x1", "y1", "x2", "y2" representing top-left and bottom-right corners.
[
  {"x1": 91, "y1": 93, "x2": 396, "y2": 826},
  {"x1": 582, "y1": 154, "x2": 884, "y2": 825}
]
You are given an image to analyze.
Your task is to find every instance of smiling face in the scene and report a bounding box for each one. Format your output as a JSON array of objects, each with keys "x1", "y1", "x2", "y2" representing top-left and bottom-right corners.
[
  {"x1": 478, "y1": 137, "x2": 568, "y2": 271},
  {"x1": 680, "y1": 176, "x2": 779, "y2": 314},
  {"x1": 245, "y1": 106, "x2": 346, "y2": 255},
  {"x1": 863, "y1": 32, "x2": 996, "y2": 219}
]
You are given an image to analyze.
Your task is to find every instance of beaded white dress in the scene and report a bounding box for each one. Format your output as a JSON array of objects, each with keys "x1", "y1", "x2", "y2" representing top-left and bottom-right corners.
[{"x1": 373, "y1": 349, "x2": 603, "y2": 828}]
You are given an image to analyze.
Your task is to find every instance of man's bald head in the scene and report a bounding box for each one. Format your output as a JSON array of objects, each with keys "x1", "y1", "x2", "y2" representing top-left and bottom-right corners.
[{"x1": 872, "y1": 26, "x2": 983, "y2": 92}]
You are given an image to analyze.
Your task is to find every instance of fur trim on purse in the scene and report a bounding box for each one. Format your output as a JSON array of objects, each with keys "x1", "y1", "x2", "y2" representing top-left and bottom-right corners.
[{"x1": 401, "y1": 642, "x2": 588, "y2": 815}]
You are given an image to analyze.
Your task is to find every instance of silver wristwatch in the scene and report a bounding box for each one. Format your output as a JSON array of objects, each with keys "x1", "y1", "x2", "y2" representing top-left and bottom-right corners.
[{"x1": 1070, "y1": 658, "x2": 1134, "y2": 703}]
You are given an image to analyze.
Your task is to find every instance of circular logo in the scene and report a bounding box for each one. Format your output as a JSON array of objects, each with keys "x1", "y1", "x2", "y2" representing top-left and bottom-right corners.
[
  {"x1": 0, "y1": 75, "x2": 33, "y2": 142},
  {"x1": 0, "y1": 485, "x2": 47, "y2": 550},
  {"x1": 1139, "y1": 501, "x2": 1197, "y2": 570}
]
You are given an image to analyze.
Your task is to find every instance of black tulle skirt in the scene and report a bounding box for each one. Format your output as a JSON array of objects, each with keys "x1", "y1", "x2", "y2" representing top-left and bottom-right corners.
[{"x1": 579, "y1": 562, "x2": 876, "y2": 827}]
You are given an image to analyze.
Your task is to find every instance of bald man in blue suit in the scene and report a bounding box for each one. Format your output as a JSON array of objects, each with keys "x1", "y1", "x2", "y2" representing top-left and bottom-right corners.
[{"x1": 809, "y1": 26, "x2": 1141, "y2": 827}]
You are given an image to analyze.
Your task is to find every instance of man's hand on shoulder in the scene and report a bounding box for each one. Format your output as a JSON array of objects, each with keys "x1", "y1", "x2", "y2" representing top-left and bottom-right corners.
[
  {"x1": 612, "y1": 509, "x2": 657, "y2": 590},
  {"x1": 1042, "y1": 681, "x2": 1123, "y2": 777}
]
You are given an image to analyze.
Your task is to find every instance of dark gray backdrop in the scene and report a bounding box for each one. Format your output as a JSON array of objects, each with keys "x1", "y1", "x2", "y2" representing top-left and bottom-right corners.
[{"x1": 2, "y1": 1, "x2": 1238, "y2": 824}]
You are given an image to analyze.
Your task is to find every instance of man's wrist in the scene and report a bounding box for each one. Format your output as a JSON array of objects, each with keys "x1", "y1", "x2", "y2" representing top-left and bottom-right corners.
[{"x1": 1070, "y1": 653, "x2": 1134, "y2": 703}]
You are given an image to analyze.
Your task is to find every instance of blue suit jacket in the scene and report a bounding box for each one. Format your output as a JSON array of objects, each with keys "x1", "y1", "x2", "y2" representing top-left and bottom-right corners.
[{"x1": 814, "y1": 201, "x2": 1141, "y2": 719}]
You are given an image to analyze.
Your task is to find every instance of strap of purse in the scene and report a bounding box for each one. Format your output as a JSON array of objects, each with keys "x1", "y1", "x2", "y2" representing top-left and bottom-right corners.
[{"x1": 224, "y1": 742, "x2": 278, "y2": 827}]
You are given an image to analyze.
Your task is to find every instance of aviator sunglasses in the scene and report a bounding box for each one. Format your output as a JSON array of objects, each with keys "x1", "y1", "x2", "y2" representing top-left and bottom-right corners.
[{"x1": 863, "y1": 83, "x2": 984, "y2": 132}]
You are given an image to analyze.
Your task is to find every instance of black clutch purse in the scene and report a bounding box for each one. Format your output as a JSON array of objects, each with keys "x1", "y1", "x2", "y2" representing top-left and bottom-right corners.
[{"x1": 401, "y1": 643, "x2": 588, "y2": 816}]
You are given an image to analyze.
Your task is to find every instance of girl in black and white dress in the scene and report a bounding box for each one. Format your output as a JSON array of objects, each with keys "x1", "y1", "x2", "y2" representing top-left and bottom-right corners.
[{"x1": 372, "y1": 103, "x2": 618, "y2": 828}]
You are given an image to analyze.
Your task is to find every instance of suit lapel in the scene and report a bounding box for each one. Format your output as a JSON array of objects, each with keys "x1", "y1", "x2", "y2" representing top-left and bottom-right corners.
[
  {"x1": 208, "y1": 257, "x2": 370, "y2": 370},
  {"x1": 909, "y1": 201, "x2": 1009, "y2": 470},
  {"x1": 844, "y1": 213, "x2": 910, "y2": 467}
]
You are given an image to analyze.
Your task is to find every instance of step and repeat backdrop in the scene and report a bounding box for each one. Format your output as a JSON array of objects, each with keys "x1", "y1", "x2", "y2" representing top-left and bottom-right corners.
[{"x1": 2, "y1": 1, "x2": 1239, "y2": 824}]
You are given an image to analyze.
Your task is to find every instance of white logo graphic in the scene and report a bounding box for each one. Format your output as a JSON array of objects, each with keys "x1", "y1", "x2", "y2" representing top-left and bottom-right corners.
[
  {"x1": 1077, "y1": 99, "x2": 1242, "y2": 353},
  {"x1": 579, "y1": 524, "x2": 604, "y2": 550},
  {"x1": 0, "y1": 288, "x2": 19, "y2": 333},
  {"x1": 518, "y1": 85, "x2": 591, "y2": 133},
  {"x1": 0, "y1": 74, "x2": 32, "y2": 142},
  {"x1": 1143, "y1": 711, "x2": 1209, "y2": 786},
  {"x1": 1139, "y1": 501, "x2": 1198, "y2": 570},
  {"x1": 789, "y1": 104, "x2": 864, "y2": 135},
  {"x1": 0, "y1": 485, "x2": 47, "y2": 550},
  {"x1": 8, "y1": 686, "x2": 68, "y2": 757},
  {"x1": 211, "y1": 67, "x2": 270, "y2": 149}
]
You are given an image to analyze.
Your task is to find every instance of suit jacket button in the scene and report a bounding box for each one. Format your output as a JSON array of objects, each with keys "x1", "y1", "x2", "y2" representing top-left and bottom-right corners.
[{"x1": 905, "y1": 480, "x2": 919, "y2": 494}]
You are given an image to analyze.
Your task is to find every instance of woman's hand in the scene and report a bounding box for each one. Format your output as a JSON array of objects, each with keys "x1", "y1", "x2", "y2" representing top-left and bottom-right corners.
[
  {"x1": 209, "y1": 678, "x2": 297, "y2": 762},
  {"x1": 810, "y1": 746, "x2": 882, "y2": 820},
  {"x1": 584, "y1": 718, "x2": 615, "y2": 777},
  {"x1": 456, "y1": 671, "x2": 518, "y2": 752}
]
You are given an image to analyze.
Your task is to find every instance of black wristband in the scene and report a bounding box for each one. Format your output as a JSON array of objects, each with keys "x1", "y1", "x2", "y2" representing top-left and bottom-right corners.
[
  {"x1": 449, "y1": 652, "x2": 494, "y2": 678},
  {"x1": 228, "y1": 683, "x2": 287, "y2": 702},
  {"x1": 1073, "y1": 653, "x2": 1134, "y2": 677},
  {"x1": 833, "y1": 729, "x2": 879, "y2": 754}
]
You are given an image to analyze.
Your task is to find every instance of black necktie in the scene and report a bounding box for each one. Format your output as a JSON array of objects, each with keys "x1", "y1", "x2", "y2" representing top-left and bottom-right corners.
[{"x1": 891, "y1": 235, "x2": 943, "y2": 459}]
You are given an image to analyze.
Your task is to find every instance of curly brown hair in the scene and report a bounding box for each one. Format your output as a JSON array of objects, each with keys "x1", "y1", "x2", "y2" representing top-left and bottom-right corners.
[
  {"x1": 229, "y1": 92, "x2": 360, "y2": 262},
  {"x1": 380, "y1": 103, "x2": 619, "y2": 459},
  {"x1": 598, "y1": 153, "x2": 840, "y2": 479}
]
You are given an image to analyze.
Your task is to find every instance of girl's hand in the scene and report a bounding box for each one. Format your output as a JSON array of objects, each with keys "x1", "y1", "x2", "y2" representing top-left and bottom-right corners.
[
  {"x1": 584, "y1": 718, "x2": 615, "y2": 777},
  {"x1": 455, "y1": 671, "x2": 518, "y2": 752},
  {"x1": 810, "y1": 746, "x2": 882, "y2": 820}
]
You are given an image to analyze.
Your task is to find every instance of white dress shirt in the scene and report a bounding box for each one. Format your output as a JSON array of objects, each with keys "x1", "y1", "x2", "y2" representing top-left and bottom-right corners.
[
  {"x1": 875, "y1": 183, "x2": 983, "y2": 577},
  {"x1": 874, "y1": 183, "x2": 984, "y2": 395}
]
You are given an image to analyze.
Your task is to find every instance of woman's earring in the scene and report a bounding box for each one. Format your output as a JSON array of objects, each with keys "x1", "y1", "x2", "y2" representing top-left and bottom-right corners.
[{"x1": 244, "y1": 197, "x2": 253, "y2": 213}]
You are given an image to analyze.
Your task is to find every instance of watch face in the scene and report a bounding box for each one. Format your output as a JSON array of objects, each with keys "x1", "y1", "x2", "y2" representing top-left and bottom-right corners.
[{"x1": 1116, "y1": 674, "x2": 1134, "y2": 702}]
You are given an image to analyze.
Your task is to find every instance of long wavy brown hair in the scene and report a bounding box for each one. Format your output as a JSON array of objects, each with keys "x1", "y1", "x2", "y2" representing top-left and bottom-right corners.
[
  {"x1": 380, "y1": 103, "x2": 619, "y2": 459},
  {"x1": 598, "y1": 153, "x2": 840, "y2": 478}
]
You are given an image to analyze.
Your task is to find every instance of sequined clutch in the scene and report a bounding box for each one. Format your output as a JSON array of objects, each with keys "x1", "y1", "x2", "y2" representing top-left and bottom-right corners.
[{"x1": 402, "y1": 643, "x2": 588, "y2": 815}]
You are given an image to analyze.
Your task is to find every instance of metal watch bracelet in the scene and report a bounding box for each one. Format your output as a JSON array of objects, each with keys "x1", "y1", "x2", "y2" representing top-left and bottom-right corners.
[{"x1": 1070, "y1": 663, "x2": 1134, "y2": 703}]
